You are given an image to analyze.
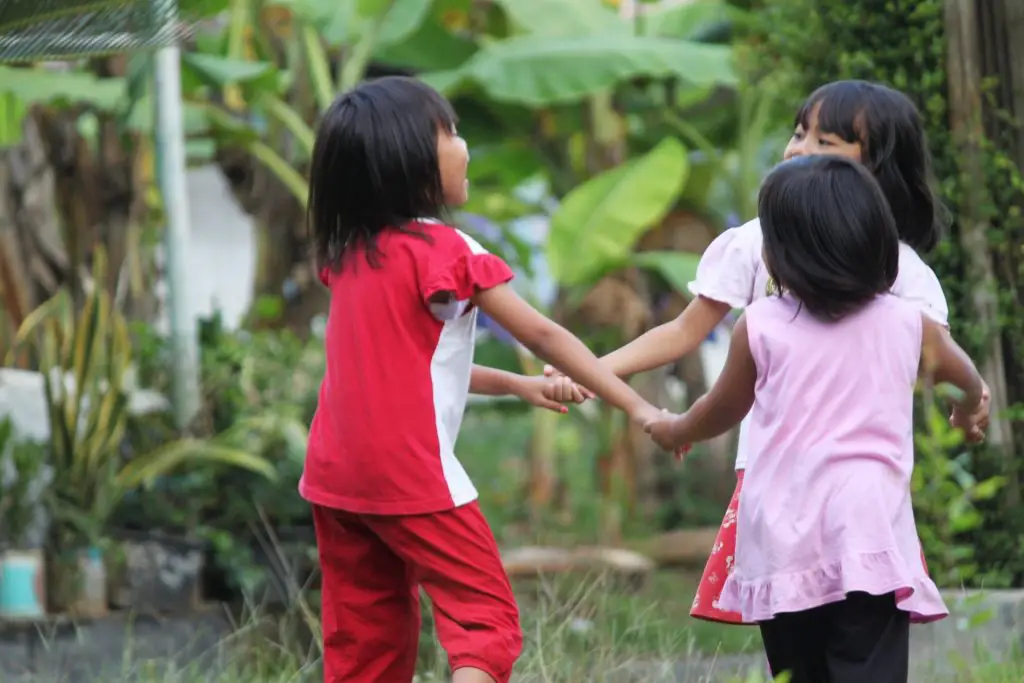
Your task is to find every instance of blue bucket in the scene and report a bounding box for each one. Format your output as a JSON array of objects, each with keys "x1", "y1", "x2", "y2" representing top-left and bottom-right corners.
[{"x1": 0, "y1": 550, "x2": 46, "y2": 618}]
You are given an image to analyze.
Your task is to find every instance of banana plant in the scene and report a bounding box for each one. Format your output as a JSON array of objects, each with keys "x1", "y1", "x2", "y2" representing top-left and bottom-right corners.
[{"x1": 9, "y1": 248, "x2": 278, "y2": 547}]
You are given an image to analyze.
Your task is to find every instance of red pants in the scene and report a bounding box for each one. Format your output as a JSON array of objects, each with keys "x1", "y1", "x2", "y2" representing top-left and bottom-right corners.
[{"x1": 313, "y1": 502, "x2": 522, "y2": 683}]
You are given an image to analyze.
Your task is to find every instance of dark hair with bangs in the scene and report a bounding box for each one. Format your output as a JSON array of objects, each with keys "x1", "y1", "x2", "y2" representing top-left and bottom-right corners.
[
  {"x1": 795, "y1": 80, "x2": 945, "y2": 253},
  {"x1": 308, "y1": 76, "x2": 458, "y2": 273},
  {"x1": 759, "y1": 155, "x2": 900, "y2": 321}
]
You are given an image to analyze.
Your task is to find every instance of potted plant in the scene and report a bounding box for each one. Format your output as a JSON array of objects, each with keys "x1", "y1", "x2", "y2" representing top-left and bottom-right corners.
[
  {"x1": 11, "y1": 248, "x2": 278, "y2": 617},
  {"x1": 0, "y1": 417, "x2": 48, "y2": 619}
]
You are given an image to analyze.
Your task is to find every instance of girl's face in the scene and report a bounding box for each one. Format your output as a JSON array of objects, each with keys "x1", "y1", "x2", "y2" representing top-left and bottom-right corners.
[
  {"x1": 783, "y1": 103, "x2": 862, "y2": 163},
  {"x1": 438, "y1": 125, "x2": 470, "y2": 206}
]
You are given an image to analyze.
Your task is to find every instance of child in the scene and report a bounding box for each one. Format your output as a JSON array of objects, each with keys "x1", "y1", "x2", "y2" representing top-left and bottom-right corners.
[
  {"x1": 299, "y1": 76, "x2": 663, "y2": 683},
  {"x1": 545, "y1": 79, "x2": 989, "y2": 625},
  {"x1": 646, "y1": 155, "x2": 984, "y2": 683}
]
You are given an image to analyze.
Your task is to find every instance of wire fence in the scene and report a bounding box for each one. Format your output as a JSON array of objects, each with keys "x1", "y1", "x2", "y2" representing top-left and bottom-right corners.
[{"x1": 0, "y1": 0, "x2": 189, "y2": 62}]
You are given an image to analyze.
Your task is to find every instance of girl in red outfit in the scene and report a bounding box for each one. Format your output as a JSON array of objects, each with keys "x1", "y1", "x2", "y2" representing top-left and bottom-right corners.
[{"x1": 301, "y1": 76, "x2": 663, "y2": 683}]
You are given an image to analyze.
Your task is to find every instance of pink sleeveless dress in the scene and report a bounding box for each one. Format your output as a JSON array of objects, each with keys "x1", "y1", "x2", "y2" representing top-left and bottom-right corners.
[
  {"x1": 688, "y1": 219, "x2": 944, "y2": 625},
  {"x1": 717, "y1": 293, "x2": 948, "y2": 624}
]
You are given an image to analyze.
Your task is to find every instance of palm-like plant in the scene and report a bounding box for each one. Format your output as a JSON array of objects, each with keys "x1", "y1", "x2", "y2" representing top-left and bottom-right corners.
[{"x1": 10, "y1": 247, "x2": 279, "y2": 549}]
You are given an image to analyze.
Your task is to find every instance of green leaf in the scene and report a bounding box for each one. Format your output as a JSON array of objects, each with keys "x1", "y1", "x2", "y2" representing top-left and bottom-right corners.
[
  {"x1": 181, "y1": 53, "x2": 278, "y2": 91},
  {"x1": 374, "y1": 18, "x2": 477, "y2": 71},
  {"x1": 180, "y1": 0, "x2": 232, "y2": 19},
  {"x1": 0, "y1": 66, "x2": 125, "y2": 110},
  {"x1": 426, "y1": 34, "x2": 736, "y2": 106},
  {"x1": 632, "y1": 251, "x2": 702, "y2": 295},
  {"x1": 419, "y1": 69, "x2": 466, "y2": 95},
  {"x1": 115, "y1": 440, "x2": 278, "y2": 492},
  {"x1": 371, "y1": 0, "x2": 434, "y2": 46},
  {"x1": 640, "y1": 0, "x2": 734, "y2": 39},
  {"x1": 547, "y1": 137, "x2": 689, "y2": 285},
  {"x1": 970, "y1": 476, "x2": 1006, "y2": 501},
  {"x1": 492, "y1": 0, "x2": 625, "y2": 38}
]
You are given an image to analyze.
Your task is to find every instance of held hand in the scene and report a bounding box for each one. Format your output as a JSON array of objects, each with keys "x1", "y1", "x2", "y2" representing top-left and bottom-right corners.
[
  {"x1": 542, "y1": 364, "x2": 596, "y2": 400},
  {"x1": 643, "y1": 409, "x2": 687, "y2": 452},
  {"x1": 951, "y1": 380, "x2": 990, "y2": 443},
  {"x1": 516, "y1": 376, "x2": 582, "y2": 414},
  {"x1": 540, "y1": 374, "x2": 588, "y2": 405}
]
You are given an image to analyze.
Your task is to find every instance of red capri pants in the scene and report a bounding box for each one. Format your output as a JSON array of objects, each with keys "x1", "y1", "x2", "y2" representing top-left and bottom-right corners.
[{"x1": 313, "y1": 502, "x2": 522, "y2": 683}]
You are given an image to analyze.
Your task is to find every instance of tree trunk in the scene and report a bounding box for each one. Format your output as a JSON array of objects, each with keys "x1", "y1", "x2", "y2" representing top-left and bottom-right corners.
[
  {"x1": 944, "y1": 0, "x2": 1019, "y2": 506},
  {"x1": 0, "y1": 107, "x2": 151, "y2": 360},
  {"x1": 216, "y1": 148, "x2": 328, "y2": 333}
]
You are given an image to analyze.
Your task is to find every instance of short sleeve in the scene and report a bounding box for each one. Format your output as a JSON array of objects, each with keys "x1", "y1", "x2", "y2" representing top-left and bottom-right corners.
[
  {"x1": 687, "y1": 219, "x2": 762, "y2": 309},
  {"x1": 318, "y1": 266, "x2": 331, "y2": 287},
  {"x1": 419, "y1": 227, "x2": 514, "y2": 304},
  {"x1": 892, "y1": 244, "x2": 949, "y2": 327}
]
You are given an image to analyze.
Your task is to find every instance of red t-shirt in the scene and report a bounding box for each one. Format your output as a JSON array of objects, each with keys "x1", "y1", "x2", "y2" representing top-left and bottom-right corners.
[{"x1": 299, "y1": 220, "x2": 515, "y2": 515}]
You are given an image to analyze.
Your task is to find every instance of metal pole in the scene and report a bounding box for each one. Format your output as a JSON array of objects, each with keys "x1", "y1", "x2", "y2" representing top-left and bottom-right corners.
[{"x1": 154, "y1": 43, "x2": 201, "y2": 428}]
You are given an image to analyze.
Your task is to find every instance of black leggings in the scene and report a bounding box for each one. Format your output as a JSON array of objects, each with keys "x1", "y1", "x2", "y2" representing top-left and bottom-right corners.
[{"x1": 759, "y1": 592, "x2": 910, "y2": 683}]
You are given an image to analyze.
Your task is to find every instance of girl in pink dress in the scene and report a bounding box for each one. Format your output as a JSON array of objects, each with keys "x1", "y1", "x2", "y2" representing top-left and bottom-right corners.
[
  {"x1": 645, "y1": 154, "x2": 985, "y2": 683},
  {"x1": 545, "y1": 80, "x2": 989, "y2": 624}
]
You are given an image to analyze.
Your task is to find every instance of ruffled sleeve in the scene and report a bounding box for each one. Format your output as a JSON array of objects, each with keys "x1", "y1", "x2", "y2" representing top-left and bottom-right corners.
[
  {"x1": 892, "y1": 243, "x2": 949, "y2": 327},
  {"x1": 687, "y1": 218, "x2": 762, "y2": 309},
  {"x1": 419, "y1": 228, "x2": 515, "y2": 305}
]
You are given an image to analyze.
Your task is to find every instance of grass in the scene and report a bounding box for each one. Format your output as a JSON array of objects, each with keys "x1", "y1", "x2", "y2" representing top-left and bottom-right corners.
[{"x1": 5, "y1": 570, "x2": 1023, "y2": 682}]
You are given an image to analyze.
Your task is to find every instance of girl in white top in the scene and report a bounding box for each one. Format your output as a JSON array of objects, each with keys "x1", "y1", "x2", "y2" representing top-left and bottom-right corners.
[{"x1": 545, "y1": 80, "x2": 990, "y2": 625}]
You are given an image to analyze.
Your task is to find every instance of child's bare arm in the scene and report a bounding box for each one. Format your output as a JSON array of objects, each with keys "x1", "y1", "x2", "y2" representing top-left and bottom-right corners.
[
  {"x1": 544, "y1": 295, "x2": 732, "y2": 385},
  {"x1": 471, "y1": 285, "x2": 659, "y2": 424},
  {"x1": 920, "y1": 315, "x2": 985, "y2": 417},
  {"x1": 470, "y1": 365, "x2": 583, "y2": 413},
  {"x1": 646, "y1": 314, "x2": 757, "y2": 450},
  {"x1": 601, "y1": 296, "x2": 733, "y2": 377}
]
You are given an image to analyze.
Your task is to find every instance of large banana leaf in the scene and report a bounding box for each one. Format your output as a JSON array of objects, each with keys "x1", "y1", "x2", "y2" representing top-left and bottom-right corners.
[
  {"x1": 422, "y1": 34, "x2": 736, "y2": 106},
  {"x1": 372, "y1": 16, "x2": 477, "y2": 71},
  {"x1": 640, "y1": 0, "x2": 740, "y2": 39},
  {"x1": 358, "y1": 0, "x2": 433, "y2": 47},
  {"x1": 547, "y1": 137, "x2": 689, "y2": 286},
  {"x1": 492, "y1": 0, "x2": 624, "y2": 38}
]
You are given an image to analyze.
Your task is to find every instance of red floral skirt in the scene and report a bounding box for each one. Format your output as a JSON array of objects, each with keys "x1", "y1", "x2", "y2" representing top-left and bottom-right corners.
[{"x1": 690, "y1": 470, "x2": 931, "y2": 625}]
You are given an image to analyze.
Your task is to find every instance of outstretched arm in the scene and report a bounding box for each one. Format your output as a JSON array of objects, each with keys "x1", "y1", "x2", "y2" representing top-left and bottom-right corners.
[
  {"x1": 544, "y1": 295, "x2": 732, "y2": 386},
  {"x1": 646, "y1": 314, "x2": 756, "y2": 450},
  {"x1": 471, "y1": 284, "x2": 659, "y2": 425},
  {"x1": 601, "y1": 296, "x2": 733, "y2": 377},
  {"x1": 920, "y1": 316, "x2": 985, "y2": 436}
]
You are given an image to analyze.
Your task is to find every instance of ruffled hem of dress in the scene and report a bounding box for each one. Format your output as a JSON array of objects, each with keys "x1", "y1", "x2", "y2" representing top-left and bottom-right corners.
[{"x1": 717, "y1": 548, "x2": 949, "y2": 624}]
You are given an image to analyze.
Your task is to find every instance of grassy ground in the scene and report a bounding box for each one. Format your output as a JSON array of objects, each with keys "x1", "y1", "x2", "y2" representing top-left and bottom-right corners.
[{"x1": 14, "y1": 569, "x2": 1012, "y2": 683}]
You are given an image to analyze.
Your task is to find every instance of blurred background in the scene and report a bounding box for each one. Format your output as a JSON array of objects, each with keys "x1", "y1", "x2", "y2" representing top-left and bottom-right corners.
[{"x1": 0, "y1": 0, "x2": 1023, "y2": 681}]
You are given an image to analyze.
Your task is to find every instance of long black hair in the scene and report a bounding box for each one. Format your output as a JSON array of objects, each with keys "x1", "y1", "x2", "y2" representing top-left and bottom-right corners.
[
  {"x1": 759, "y1": 155, "x2": 900, "y2": 321},
  {"x1": 308, "y1": 76, "x2": 458, "y2": 273},
  {"x1": 795, "y1": 80, "x2": 945, "y2": 253}
]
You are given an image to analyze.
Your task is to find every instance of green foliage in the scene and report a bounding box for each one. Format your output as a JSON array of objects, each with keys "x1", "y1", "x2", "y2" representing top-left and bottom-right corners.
[
  {"x1": 751, "y1": 0, "x2": 1024, "y2": 586},
  {"x1": 914, "y1": 400, "x2": 1006, "y2": 587},
  {"x1": 117, "y1": 310, "x2": 323, "y2": 591},
  {"x1": 632, "y1": 251, "x2": 702, "y2": 295},
  {"x1": 426, "y1": 34, "x2": 736, "y2": 106},
  {"x1": 10, "y1": 252, "x2": 279, "y2": 549},
  {"x1": 547, "y1": 137, "x2": 689, "y2": 285},
  {"x1": 0, "y1": 417, "x2": 47, "y2": 547}
]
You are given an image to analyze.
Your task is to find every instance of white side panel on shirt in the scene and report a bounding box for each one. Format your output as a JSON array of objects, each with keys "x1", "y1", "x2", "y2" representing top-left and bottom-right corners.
[{"x1": 426, "y1": 228, "x2": 491, "y2": 506}]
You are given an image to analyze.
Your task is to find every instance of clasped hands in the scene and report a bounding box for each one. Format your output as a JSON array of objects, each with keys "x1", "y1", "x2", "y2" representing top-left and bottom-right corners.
[
  {"x1": 538, "y1": 367, "x2": 993, "y2": 453},
  {"x1": 538, "y1": 365, "x2": 691, "y2": 458}
]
